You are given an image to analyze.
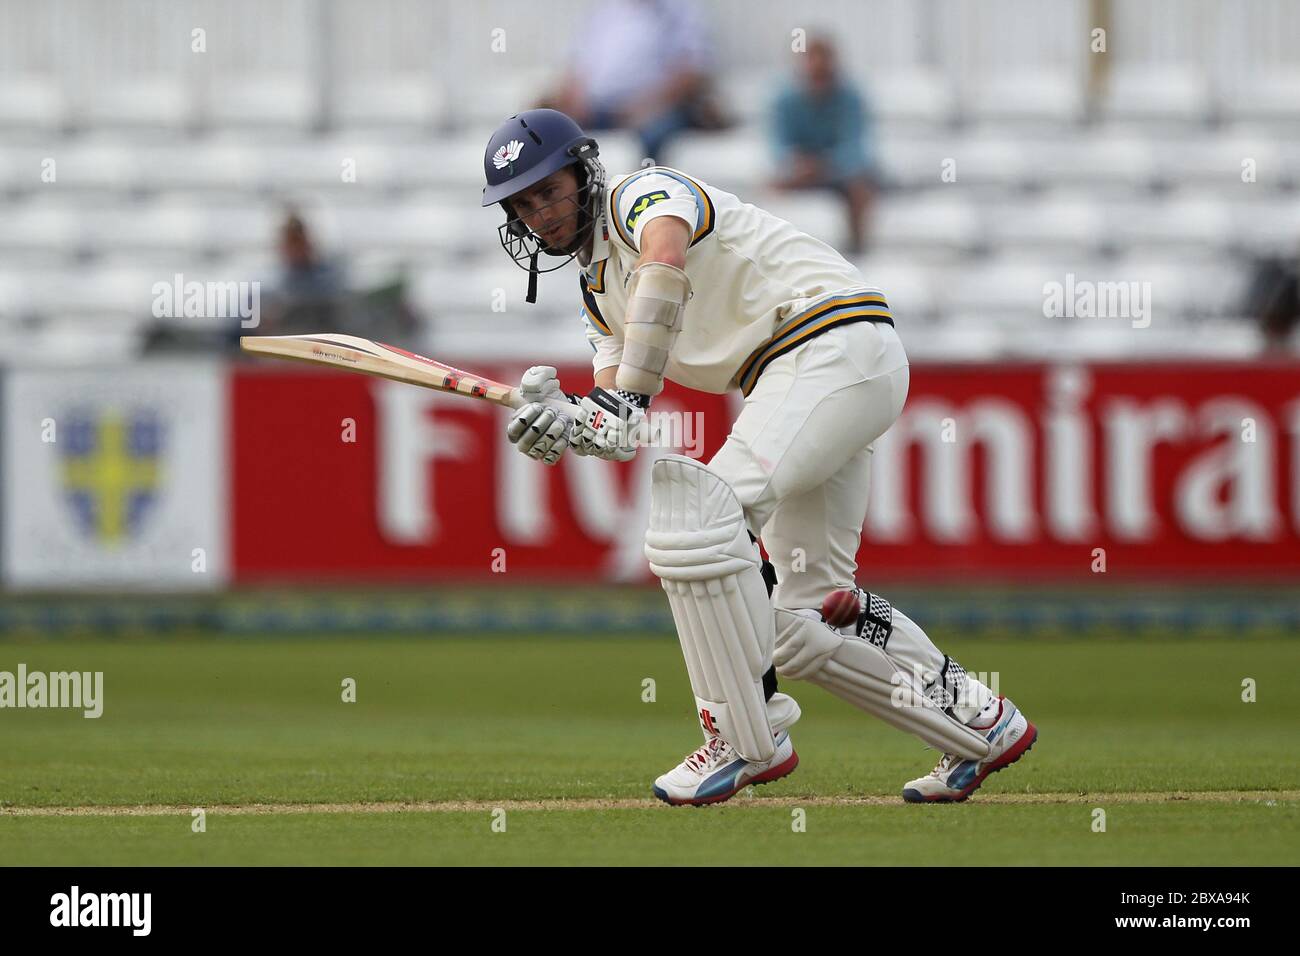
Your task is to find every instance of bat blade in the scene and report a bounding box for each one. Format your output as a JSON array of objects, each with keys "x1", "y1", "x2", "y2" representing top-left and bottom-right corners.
[{"x1": 240, "y1": 333, "x2": 523, "y2": 408}]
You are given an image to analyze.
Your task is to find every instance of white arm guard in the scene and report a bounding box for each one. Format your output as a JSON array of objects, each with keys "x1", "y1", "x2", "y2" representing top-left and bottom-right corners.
[{"x1": 615, "y1": 261, "x2": 691, "y2": 397}]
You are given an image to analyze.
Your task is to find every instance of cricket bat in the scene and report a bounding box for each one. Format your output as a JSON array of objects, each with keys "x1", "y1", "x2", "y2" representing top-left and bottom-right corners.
[{"x1": 240, "y1": 333, "x2": 553, "y2": 411}]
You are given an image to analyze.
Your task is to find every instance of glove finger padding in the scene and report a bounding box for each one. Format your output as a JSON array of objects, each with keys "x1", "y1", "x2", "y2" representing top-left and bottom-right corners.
[
  {"x1": 536, "y1": 415, "x2": 570, "y2": 464},
  {"x1": 508, "y1": 402, "x2": 570, "y2": 464}
]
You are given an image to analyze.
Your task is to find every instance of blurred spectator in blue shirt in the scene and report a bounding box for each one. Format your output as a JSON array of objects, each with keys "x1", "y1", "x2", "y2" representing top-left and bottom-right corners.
[
  {"x1": 769, "y1": 36, "x2": 878, "y2": 255},
  {"x1": 256, "y1": 211, "x2": 413, "y2": 341},
  {"x1": 543, "y1": 0, "x2": 730, "y2": 164},
  {"x1": 262, "y1": 211, "x2": 347, "y2": 333}
]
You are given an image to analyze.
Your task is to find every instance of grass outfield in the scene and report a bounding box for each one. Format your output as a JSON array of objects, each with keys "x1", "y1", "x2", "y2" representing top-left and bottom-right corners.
[{"x1": 1, "y1": 636, "x2": 1298, "y2": 865}]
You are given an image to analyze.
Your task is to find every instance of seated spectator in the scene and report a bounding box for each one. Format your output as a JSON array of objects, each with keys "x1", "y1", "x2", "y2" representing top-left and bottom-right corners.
[
  {"x1": 246, "y1": 210, "x2": 414, "y2": 345},
  {"x1": 261, "y1": 210, "x2": 348, "y2": 334},
  {"x1": 1244, "y1": 249, "x2": 1300, "y2": 351},
  {"x1": 542, "y1": 0, "x2": 729, "y2": 164},
  {"x1": 768, "y1": 36, "x2": 878, "y2": 256}
]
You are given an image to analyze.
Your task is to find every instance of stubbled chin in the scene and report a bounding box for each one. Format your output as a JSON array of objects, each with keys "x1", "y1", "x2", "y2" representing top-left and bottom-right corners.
[{"x1": 545, "y1": 235, "x2": 578, "y2": 254}]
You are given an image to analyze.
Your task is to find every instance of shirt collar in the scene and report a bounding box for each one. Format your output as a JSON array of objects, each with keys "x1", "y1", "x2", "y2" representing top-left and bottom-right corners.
[{"x1": 579, "y1": 203, "x2": 611, "y2": 275}]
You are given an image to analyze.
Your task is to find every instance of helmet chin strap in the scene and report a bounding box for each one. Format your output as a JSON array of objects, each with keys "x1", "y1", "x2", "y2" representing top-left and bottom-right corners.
[{"x1": 525, "y1": 204, "x2": 594, "y2": 304}]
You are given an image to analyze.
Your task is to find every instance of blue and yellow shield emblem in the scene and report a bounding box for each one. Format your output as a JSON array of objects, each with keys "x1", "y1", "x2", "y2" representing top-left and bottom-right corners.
[{"x1": 59, "y1": 410, "x2": 164, "y2": 544}]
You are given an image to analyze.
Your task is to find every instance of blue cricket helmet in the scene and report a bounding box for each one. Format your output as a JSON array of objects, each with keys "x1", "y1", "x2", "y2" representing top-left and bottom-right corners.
[
  {"x1": 482, "y1": 108, "x2": 594, "y2": 206},
  {"x1": 482, "y1": 109, "x2": 606, "y2": 303}
]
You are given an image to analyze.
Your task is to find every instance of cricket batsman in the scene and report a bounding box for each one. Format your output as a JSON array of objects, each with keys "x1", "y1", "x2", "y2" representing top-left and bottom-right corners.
[{"x1": 482, "y1": 109, "x2": 1038, "y2": 805}]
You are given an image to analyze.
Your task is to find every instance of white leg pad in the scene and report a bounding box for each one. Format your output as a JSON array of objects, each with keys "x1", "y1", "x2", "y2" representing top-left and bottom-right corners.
[
  {"x1": 777, "y1": 610, "x2": 990, "y2": 760},
  {"x1": 645, "y1": 455, "x2": 776, "y2": 763},
  {"x1": 818, "y1": 645, "x2": 990, "y2": 760}
]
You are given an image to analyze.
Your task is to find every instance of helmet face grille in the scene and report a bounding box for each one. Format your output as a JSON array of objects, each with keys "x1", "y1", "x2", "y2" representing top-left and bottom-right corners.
[{"x1": 495, "y1": 147, "x2": 606, "y2": 279}]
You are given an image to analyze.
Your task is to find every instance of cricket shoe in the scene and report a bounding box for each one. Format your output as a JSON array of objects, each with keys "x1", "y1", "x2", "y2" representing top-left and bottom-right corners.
[
  {"x1": 653, "y1": 693, "x2": 801, "y2": 807},
  {"x1": 901, "y1": 696, "x2": 1038, "y2": 803}
]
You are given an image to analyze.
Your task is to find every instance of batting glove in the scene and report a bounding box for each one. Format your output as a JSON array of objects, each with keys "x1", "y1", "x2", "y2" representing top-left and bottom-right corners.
[
  {"x1": 508, "y1": 366, "x2": 580, "y2": 465},
  {"x1": 570, "y1": 387, "x2": 649, "y2": 462}
]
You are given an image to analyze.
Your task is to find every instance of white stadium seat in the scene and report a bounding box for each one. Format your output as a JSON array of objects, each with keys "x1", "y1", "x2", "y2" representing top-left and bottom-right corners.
[
  {"x1": 1229, "y1": 196, "x2": 1300, "y2": 257},
  {"x1": 23, "y1": 266, "x2": 163, "y2": 318},
  {"x1": 257, "y1": 140, "x2": 406, "y2": 192},
  {"x1": 985, "y1": 193, "x2": 1107, "y2": 257},
  {"x1": 1110, "y1": 195, "x2": 1233, "y2": 253},
  {"x1": 1157, "y1": 136, "x2": 1287, "y2": 192},
  {"x1": 945, "y1": 137, "x2": 1036, "y2": 190},
  {"x1": 853, "y1": 257, "x2": 940, "y2": 321},
  {"x1": 873, "y1": 193, "x2": 983, "y2": 259},
  {"x1": 1031, "y1": 135, "x2": 1157, "y2": 191},
  {"x1": 1099, "y1": 64, "x2": 1211, "y2": 125},
  {"x1": 29, "y1": 140, "x2": 149, "y2": 193},
  {"x1": 945, "y1": 257, "x2": 1074, "y2": 322},
  {"x1": 0, "y1": 200, "x2": 85, "y2": 259},
  {"x1": 83, "y1": 201, "x2": 209, "y2": 258},
  {"x1": 447, "y1": 67, "x2": 553, "y2": 129},
  {"x1": 865, "y1": 68, "x2": 958, "y2": 129},
  {"x1": 1091, "y1": 256, "x2": 1200, "y2": 320},
  {"x1": 661, "y1": 131, "x2": 772, "y2": 192},
  {"x1": 140, "y1": 141, "x2": 268, "y2": 193},
  {"x1": 78, "y1": 75, "x2": 195, "y2": 136},
  {"x1": 410, "y1": 261, "x2": 574, "y2": 325},
  {"x1": 205, "y1": 73, "x2": 318, "y2": 133},
  {"x1": 27, "y1": 318, "x2": 147, "y2": 364},
  {"x1": 905, "y1": 315, "x2": 1014, "y2": 360},
  {"x1": 589, "y1": 131, "x2": 647, "y2": 182},
  {"x1": 325, "y1": 201, "x2": 506, "y2": 261},
  {"x1": 0, "y1": 147, "x2": 43, "y2": 194},
  {"x1": 1219, "y1": 68, "x2": 1300, "y2": 127},
  {"x1": 877, "y1": 135, "x2": 1037, "y2": 192},
  {"x1": 327, "y1": 203, "x2": 465, "y2": 256},
  {"x1": 0, "y1": 268, "x2": 32, "y2": 318},
  {"x1": 200, "y1": 205, "x2": 285, "y2": 256},
  {"x1": 1111, "y1": 255, "x2": 1253, "y2": 321},
  {"x1": 332, "y1": 75, "x2": 448, "y2": 133},
  {"x1": 716, "y1": 71, "x2": 780, "y2": 125},
  {"x1": 874, "y1": 137, "x2": 955, "y2": 189},
  {"x1": 386, "y1": 134, "x2": 487, "y2": 192},
  {"x1": 0, "y1": 74, "x2": 68, "y2": 136},
  {"x1": 966, "y1": 69, "x2": 1086, "y2": 128},
  {"x1": 410, "y1": 266, "x2": 498, "y2": 317}
]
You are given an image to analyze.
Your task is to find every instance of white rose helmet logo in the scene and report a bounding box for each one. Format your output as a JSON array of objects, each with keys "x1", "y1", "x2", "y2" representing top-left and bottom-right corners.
[{"x1": 493, "y1": 139, "x2": 525, "y2": 171}]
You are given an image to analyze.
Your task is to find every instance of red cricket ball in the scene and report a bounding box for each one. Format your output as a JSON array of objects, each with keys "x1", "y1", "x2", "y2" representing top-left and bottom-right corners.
[{"x1": 820, "y1": 589, "x2": 861, "y2": 627}]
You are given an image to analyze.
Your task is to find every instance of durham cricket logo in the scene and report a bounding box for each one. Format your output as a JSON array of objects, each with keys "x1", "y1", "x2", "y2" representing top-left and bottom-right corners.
[
  {"x1": 493, "y1": 139, "x2": 525, "y2": 172},
  {"x1": 59, "y1": 409, "x2": 164, "y2": 545}
]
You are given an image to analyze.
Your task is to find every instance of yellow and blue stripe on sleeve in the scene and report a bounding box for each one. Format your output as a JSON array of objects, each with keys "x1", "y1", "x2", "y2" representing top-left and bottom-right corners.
[{"x1": 610, "y1": 168, "x2": 715, "y2": 250}]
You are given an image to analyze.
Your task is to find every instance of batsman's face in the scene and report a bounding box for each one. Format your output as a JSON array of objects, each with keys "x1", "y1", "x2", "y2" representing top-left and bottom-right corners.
[{"x1": 511, "y1": 168, "x2": 583, "y2": 250}]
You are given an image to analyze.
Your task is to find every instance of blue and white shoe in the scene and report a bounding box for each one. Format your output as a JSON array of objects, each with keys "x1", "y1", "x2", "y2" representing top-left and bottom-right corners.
[
  {"x1": 653, "y1": 692, "x2": 802, "y2": 807},
  {"x1": 653, "y1": 730, "x2": 799, "y2": 806},
  {"x1": 901, "y1": 696, "x2": 1038, "y2": 803}
]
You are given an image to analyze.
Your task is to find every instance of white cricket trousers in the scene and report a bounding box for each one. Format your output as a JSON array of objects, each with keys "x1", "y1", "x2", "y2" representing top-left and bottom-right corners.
[{"x1": 709, "y1": 320, "x2": 909, "y2": 611}]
